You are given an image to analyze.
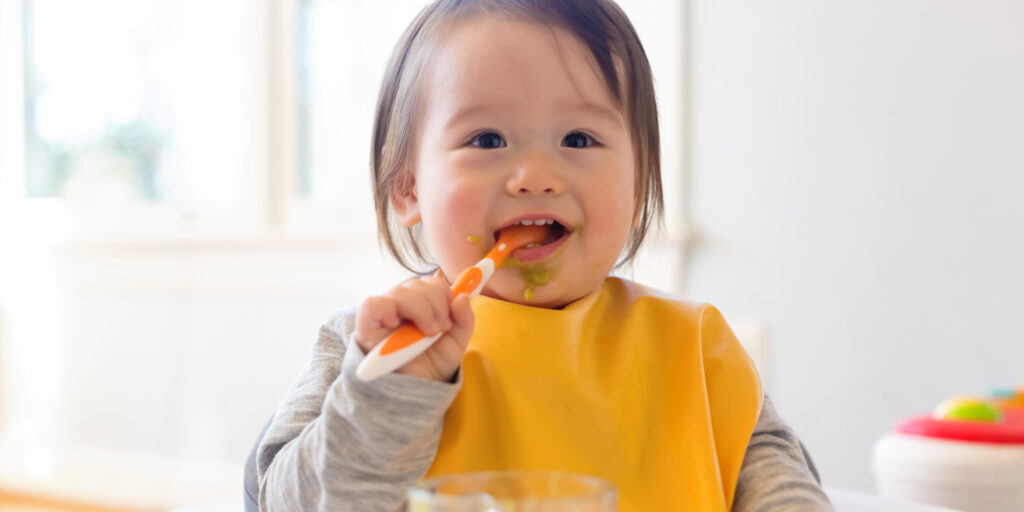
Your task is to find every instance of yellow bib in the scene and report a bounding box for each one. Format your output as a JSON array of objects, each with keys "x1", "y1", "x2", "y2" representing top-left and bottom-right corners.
[{"x1": 426, "y1": 278, "x2": 762, "y2": 511}]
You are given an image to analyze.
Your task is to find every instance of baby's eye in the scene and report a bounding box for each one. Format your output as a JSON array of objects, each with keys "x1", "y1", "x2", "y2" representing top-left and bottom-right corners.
[
  {"x1": 470, "y1": 132, "x2": 506, "y2": 149},
  {"x1": 562, "y1": 131, "x2": 597, "y2": 149}
]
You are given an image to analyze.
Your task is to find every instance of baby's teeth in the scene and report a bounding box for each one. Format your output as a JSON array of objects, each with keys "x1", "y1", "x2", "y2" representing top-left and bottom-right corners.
[{"x1": 513, "y1": 218, "x2": 556, "y2": 226}]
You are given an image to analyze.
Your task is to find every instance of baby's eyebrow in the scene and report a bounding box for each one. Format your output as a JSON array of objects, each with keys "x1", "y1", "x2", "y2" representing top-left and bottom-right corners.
[
  {"x1": 559, "y1": 101, "x2": 624, "y2": 128},
  {"x1": 444, "y1": 101, "x2": 623, "y2": 131},
  {"x1": 443, "y1": 104, "x2": 498, "y2": 131}
]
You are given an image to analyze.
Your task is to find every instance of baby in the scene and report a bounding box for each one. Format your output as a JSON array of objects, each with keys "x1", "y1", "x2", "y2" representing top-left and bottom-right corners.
[{"x1": 247, "y1": 0, "x2": 832, "y2": 510}]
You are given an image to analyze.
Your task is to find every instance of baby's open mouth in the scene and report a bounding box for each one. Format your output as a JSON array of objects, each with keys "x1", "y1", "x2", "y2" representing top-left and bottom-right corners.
[{"x1": 493, "y1": 218, "x2": 573, "y2": 261}]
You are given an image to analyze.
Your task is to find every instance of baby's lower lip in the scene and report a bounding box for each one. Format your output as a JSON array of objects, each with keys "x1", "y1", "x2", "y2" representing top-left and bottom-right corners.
[{"x1": 510, "y1": 231, "x2": 570, "y2": 262}]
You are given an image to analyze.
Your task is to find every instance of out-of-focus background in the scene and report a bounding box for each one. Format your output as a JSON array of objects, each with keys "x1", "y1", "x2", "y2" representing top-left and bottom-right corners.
[{"x1": 0, "y1": 0, "x2": 1021, "y2": 510}]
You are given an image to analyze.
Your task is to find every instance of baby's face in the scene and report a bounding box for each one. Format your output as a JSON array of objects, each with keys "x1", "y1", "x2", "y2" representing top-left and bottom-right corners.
[{"x1": 394, "y1": 17, "x2": 636, "y2": 308}]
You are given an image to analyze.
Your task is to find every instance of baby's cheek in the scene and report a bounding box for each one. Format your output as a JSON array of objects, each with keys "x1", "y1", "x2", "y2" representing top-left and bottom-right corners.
[
  {"x1": 444, "y1": 186, "x2": 487, "y2": 224},
  {"x1": 430, "y1": 185, "x2": 491, "y2": 268}
]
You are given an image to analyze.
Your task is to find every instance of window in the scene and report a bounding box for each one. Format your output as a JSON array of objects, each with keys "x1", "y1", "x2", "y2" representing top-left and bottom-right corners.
[{"x1": 18, "y1": 0, "x2": 261, "y2": 238}]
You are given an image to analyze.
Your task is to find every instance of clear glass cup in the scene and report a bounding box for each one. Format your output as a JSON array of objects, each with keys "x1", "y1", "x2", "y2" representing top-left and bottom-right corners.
[{"x1": 407, "y1": 470, "x2": 617, "y2": 511}]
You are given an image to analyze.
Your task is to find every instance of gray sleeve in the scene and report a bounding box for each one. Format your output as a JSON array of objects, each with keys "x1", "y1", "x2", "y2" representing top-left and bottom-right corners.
[
  {"x1": 732, "y1": 395, "x2": 834, "y2": 512},
  {"x1": 256, "y1": 308, "x2": 463, "y2": 512}
]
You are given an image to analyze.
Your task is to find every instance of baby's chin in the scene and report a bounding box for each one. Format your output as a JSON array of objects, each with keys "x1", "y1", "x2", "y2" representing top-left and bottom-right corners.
[
  {"x1": 480, "y1": 280, "x2": 583, "y2": 310},
  {"x1": 481, "y1": 290, "x2": 565, "y2": 309}
]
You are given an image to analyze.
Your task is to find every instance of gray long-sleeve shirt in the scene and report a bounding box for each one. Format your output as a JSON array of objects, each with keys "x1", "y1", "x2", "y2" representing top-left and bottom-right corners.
[{"x1": 256, "y1": 308, "x2": 833, "y2": 511}]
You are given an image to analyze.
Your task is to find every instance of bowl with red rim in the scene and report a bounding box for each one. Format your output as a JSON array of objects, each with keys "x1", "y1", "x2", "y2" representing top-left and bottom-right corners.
[{"x1": 872, "y1": 389, "x2": 1024, "y2": 512}]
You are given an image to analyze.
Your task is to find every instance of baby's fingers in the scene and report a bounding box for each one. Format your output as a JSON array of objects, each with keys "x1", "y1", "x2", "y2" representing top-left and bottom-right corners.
[
  {"x1": 391, "y1": 279, "x2": 451, "y2": 336},
  {"x1": 417, "y1": 292, "x2": 475, "y2": 382},
  {"x1": 422, "y1": 271, "x2": 455, "y2": 332},
  {"x1": 353, "y1": 296, "x2": 401, "y2": 352}
]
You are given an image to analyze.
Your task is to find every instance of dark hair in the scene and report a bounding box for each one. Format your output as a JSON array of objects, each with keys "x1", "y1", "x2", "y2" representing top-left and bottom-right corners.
[{"x1": 371, "y1": 0, "x2": 663, "y2": 272}]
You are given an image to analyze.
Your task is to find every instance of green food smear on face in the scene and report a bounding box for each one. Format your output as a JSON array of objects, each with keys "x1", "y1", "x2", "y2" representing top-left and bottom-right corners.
[
  {"x1": 466, "y1": 234, "x2": 480, "y2": 243},
  {"x1": 519, "y1": 265, "x2": 551, "y2": 287},
  {"x1": 500, "y1": 261, "x2": 553, "y2": 301}
]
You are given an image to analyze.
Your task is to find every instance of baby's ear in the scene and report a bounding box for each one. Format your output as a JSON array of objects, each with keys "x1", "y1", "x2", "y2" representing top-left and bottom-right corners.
[{"x1": 389, "y1": 171, "x2": 421, "y2": 227}]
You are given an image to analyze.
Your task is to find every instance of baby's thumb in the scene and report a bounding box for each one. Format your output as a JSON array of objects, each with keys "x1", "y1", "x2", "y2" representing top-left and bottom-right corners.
[{"x1": 447, "y1": 292, "x2": 475, "y2": 352}]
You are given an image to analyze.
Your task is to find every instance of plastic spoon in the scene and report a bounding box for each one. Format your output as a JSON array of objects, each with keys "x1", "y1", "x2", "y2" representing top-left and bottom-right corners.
[{"x1": 356, "y1": 224, "x2": 548, "y2": 381}]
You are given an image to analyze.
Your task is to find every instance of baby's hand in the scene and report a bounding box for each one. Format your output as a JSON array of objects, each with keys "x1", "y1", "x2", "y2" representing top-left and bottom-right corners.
[{"x1": 353, "y1": 271, "x2": 474, "y2": 382}]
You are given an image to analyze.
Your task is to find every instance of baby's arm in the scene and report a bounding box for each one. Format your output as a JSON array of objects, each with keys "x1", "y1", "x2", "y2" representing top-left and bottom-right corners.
[
  {"x1": 732, "y1": 395, "x2": 834, "y2": 511},
  {"x1": 257, "y1": 274, "x2": 473, "y2": 511}
]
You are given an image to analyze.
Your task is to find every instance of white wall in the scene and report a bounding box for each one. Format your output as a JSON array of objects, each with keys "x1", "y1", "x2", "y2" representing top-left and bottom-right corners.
[{"x1": 688, "y1": 0, "x2": 1024, "y2": 491}]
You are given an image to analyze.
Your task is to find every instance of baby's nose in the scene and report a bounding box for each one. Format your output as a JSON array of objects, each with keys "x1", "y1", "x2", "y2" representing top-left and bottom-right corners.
[{"x1": 505, "y1": 153, "x2": 565, "y2": 195}]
